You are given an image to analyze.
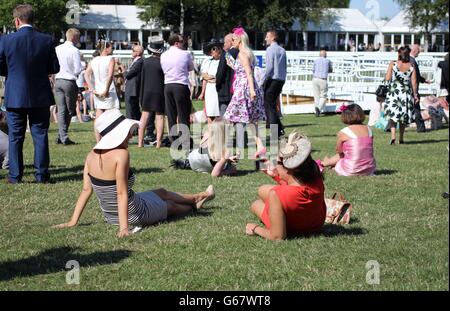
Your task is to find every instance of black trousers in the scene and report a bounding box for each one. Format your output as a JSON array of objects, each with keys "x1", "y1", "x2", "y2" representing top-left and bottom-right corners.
[
  {"x1": 125, "y1": 95, "x2": 141, "y2": 121},
  {"x1": 413, "y1": 97, "x2": 426, "y2": 132},
  {"x1": 164, "y1": 83, "x2": 192, "y2": 144},
  {"x1": 264, "y1": 79, "x2": 285, "y2": 137}
]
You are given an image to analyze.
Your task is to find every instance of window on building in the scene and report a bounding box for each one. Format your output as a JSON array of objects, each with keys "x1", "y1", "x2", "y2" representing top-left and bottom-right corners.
[
  {"x1": 394, "y1": 34, "x2": 401, "y2": 45},
  {"x1": 404, "y1": 34, "x2": 412, "y2": 46}
]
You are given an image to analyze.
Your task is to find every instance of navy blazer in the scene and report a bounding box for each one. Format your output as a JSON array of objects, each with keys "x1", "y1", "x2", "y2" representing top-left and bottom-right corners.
[{"x1": 0, "y1": 27, "x2": 60, "y2": 108}]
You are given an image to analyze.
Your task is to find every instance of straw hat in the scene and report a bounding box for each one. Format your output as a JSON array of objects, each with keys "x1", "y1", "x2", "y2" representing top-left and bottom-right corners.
[
  {"x1": 279, "y1": 130, "x2": 312, "y2": 169},
  {"x1": 147, "y1": 36, "x2": 165, "y2": 54},
  {"x1": 93, "y1": 109, "x2": 139, "y2": 150}
]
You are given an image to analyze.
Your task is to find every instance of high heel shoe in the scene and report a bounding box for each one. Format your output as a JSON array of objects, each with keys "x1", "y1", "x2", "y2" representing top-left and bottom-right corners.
[
  {"x1": 390, "y1": 139, "x2": 396, "y2": 145},
  {"x1": 254, "y1": 147, "x2": 267, "y2": 159}
]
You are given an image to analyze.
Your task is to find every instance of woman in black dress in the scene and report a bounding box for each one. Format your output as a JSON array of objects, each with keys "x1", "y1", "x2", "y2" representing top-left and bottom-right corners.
[{"x1": 138, "y1": 37, "x2": 166, "y2": 148}]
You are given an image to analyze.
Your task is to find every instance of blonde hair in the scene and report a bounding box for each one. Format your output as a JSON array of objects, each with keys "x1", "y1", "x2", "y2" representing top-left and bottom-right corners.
[
  {"x1": 208, "y1": 120, "x2": 227, "y2": 162},
  {"x1": 236, "y1": 31, "x2": 255, "y2": 65},
  {"x1": 66, "y1": 28, "x2": 80, "y2": 41}
]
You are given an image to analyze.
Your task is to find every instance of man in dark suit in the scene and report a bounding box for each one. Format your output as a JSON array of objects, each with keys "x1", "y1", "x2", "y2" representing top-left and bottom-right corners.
[
  {"x1": 410, "y1": 44, "x2": 432, "y2": 133},
  {"x1": 0, "y1": 4, "x2": 60, "y2": 184},
  {"x1": 216, "y1": 33, "x2": 238, "y2": 117},
  {"x1": 124, "y1": 45, "x2": 144, "y2": 124}
]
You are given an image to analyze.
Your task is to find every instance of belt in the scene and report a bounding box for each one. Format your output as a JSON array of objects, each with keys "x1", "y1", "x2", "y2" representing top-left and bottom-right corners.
[{"x1": 313, "y1": 76, "x2": 327, "y2": 80}]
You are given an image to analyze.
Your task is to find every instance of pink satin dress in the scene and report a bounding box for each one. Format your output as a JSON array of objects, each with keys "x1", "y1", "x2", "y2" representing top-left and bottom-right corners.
[{"x1": 334, "y1": 126, "x2": 376, "y2": 176}]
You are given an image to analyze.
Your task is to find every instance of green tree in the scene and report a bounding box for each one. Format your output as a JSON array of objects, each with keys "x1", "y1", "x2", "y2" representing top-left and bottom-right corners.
[
  {"x1": 395, "y1": 0, "x2": 449, "y2": 51},
  {"x1": 137, "y1": 0, "x2": 349, "y2": 41},
  {"x1": 0, "y1": 0, "x2": 85, "y2": 35}
]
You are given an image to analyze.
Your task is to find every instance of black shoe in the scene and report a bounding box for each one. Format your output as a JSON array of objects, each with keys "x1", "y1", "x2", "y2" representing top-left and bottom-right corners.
[
  {"x1": 6, "y1": 177, "x2": 21, "y2": 184},
  {"x1": 315, "y1": 107, "x2": 320, "y2": 117},
  {"x1": 390, "y1": 139, "x2": 396, "y2": 145},
  {"x1": 443, "y1": 192, "x2": 449, "y2": 199},
  {"x1": 62, "y1": 139, "x2": 76, "y2": 145},
  {"x1": 56, "y1": 137, "x2": 63, "y2": 144}
]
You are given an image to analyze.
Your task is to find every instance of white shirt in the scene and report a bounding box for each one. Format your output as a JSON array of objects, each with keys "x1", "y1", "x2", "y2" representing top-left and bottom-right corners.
[{"x1": 55, "y1": 41, "x2": 83, "y2": 81}]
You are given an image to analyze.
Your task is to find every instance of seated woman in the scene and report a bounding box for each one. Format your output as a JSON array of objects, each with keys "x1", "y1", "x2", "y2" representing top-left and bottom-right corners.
[
  {"x1": 54, "y1": 109, "x2": 215, "y2": 237},
  {"x1": 246, "y1": 131, "x2": 326, "y2": 240},
  {"x1": 171, "y1": 120, "x2": 238, "y2": 177},
  {"x1": 317, "y1": 104, "x2": 376, "y2": 176}
]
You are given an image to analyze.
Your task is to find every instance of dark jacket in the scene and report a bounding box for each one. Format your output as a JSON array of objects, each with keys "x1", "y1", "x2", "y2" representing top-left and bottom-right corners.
[
  {"x1": 124, "y1": 57, "x2": 143, "y2": 97},
  {"x1": 216, "y1": 47, "x2": 239, "y2": 103},
  {"x1": 438, "y1": 60, "x2": 449, "y2": 91},
  {"x1": 0, "y1": 27, "x2": 60, "y2": 108},
  {"x1": 410, "y1": 56, "x2": 426, "y2": 96}
]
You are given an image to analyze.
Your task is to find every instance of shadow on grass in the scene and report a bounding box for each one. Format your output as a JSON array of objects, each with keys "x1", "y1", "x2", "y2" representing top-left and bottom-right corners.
[
  {"x1": 161, "y1": 210, "x2": 214, "y2": 225},
  {"x1": 289, "y1": 224, "x2": 367, "y2": 240},
  {"x1": 375, "y1": 169, "x2": 398, "y2": 176},
  {"x1": 308, "y1": 134, "x2": 337, "y2": 138},
  {"x1": 403, "y1": 139, "x2": 449, "y2": 145},
  {"x1": 0, "y1": 246, "x2": 131, "y2": 281},
  {"x1": 284, "y1": 123, "x2": 315, "y2": 129}
]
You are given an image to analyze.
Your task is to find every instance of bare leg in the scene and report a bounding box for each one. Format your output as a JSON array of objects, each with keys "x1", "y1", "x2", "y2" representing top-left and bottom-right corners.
[
  {"x1": 138, "y1": 111, "x2": 149, "y2": 148},
  {"x1": 152, "y1": 187, "x2": 213, "y2": 208},
  {"x1": 76, "y1": 102, "x2": 83, "y2": 123},
  {"x1": 322, "y1": 154, "x2": 341, "y2": 168},
  {"x1": 390, "y1": 121, "x2": 397, "y2": 142},
  {"x1": 258, "y1": 185, "x2": 276, "y2": 201},
  {"x1": 155, "y1": 113, "x2": 164, "y2": 148},
  {"x1": 399, "y1": 122, "x2": 406, "y2": 143},
  {"x1": 166, "y1": 201, "x2": 194, "y2": 218},
  {"x1": 250, "y1": 199, "x2": 265, "y2": 220},
  {"x1": 248, "y1": 122, "x2": 265, "y2": 153}
]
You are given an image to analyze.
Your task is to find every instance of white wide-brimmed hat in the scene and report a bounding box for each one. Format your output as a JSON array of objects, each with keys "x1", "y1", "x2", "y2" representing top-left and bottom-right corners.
[
  {"x1": 93, "y1": 109, "x2": 139, "y2": 150},
  {"x1": 279, "y1": 130, "x2": 312, "y2": 169}
]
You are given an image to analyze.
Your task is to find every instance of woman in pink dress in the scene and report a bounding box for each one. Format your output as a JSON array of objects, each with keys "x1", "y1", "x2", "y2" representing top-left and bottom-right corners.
[
  {"x1": 223, "y1": 27, "x2": 266, "y2": 158},
  {"x1": 317, "y1": 104, "x2": 376, "y2": 176}
]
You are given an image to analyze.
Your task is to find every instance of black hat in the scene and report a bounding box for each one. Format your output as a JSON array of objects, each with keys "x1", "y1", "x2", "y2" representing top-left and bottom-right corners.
[
  {"x1": 148, "y1": 36, "x2": 165, "y2": 54},
  {"x1": 202, "y1": 38, "x2": 223, "y2": 55}
]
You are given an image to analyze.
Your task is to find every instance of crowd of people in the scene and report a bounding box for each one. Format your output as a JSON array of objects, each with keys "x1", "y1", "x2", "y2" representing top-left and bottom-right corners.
[{"x1": 0, "y1": 4, "x2": 448, "y2": 241}]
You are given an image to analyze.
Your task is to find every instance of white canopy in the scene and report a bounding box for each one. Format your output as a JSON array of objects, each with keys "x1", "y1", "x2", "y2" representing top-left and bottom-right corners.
[
  {"x1": 382, "y1": 10, "x2": 449, "y2": 34},
  {"x1": 292, "y1": 9, "x2": 379, "y2": 33},
  {"x1": 77, "y1": 5, "x2": 165, "y2": 30}
]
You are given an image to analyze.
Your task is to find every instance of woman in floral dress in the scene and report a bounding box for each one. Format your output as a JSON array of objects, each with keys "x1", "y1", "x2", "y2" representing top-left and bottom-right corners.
[
  {"x1": 384, "y1": 46, "x2": 418, "y2": 145},
  {"x1": 224, "y1": 27, "x2": 266, "y2": 158}
]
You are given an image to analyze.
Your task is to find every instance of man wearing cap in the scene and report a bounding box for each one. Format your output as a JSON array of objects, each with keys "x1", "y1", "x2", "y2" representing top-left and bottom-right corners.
[
  {"x1": 0, "y1": 4, "x2": 60, "y2": 184},
  {"x1": 124, "y1": 44, "x2": 144, "y2": 125},
  {"x1": 263, "y1": 30, "x2": 287, "y2": 138},
  {"x1": 160, "y1": 34, "x2": 194, "y2": 148},
  {"x1": 312, "y1": 48, "x2": 333, "y2": 117}
]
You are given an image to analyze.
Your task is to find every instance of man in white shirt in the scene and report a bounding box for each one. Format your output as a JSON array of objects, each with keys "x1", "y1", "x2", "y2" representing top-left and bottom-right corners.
[{"x1": 54, "y1": 28, "x2": 82, "y2": 145}]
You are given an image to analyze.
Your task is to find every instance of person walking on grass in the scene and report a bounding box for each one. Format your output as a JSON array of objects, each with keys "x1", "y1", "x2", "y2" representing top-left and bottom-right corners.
[
  {"x1": 0, "y1": 4, "x2": 60, "y2": 184},
  {"x1": 54, "y1": 28, "x2": 83, "y2": 146},
  {"x1": 312, "y1": 48, "x2": 332, "y2": 117},
  {"x1": 54, "y1": 109, "x2": 215, "y2": 238}
]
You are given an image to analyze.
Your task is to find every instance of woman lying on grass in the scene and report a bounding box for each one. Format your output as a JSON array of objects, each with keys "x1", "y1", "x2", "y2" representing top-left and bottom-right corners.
[
  {"x1": 54, "y1": 109, "x2": 215, "y2": 237},
  {"x1": 246, "y1": 131, "x2": 326, "y2": 240}
]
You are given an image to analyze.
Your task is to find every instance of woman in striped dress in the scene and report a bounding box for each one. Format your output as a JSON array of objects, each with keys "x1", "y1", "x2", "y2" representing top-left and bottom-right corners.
[{"x1": 54, "y1": 109, "x2": 215, "y2": 237}]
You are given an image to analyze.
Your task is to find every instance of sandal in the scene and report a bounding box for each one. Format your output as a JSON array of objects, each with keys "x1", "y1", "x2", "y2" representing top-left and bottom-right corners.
[{"x1": 196, "y1": 185, "x2": 215, "y2": 209}]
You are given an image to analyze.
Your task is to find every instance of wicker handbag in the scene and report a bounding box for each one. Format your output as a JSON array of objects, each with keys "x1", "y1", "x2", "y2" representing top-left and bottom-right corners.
[{"x1": 325, "y1": 193, "x2": 352, "y2": 225}]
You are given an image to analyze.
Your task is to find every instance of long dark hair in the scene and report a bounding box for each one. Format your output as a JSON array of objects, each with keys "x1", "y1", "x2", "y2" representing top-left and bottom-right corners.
[
  {"x1": 398, "y1": 46, "x2": 410, "y2": 63},
  {"x1": 290, "y1": 155, "x2": 323, "y2": 184}
]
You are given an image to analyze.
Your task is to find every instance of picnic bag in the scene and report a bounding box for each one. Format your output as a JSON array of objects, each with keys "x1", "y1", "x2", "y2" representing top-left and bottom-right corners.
[{"x1": 325, "y1": 193, "x2": 352, "y2": 225}]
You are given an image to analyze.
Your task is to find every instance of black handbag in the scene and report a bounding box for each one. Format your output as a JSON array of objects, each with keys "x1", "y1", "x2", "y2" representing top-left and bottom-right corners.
[{"x1": 375, "y1": 83, "x2": 388, "y2": 98}]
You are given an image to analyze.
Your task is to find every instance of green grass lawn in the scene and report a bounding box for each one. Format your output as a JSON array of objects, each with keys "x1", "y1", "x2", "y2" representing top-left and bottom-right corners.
[{"x1": 0, "y1": 105, "x2": 448, "y2": 290}]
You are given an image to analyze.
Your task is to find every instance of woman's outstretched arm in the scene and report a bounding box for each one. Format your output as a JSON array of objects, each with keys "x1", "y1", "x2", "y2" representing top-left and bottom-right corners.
[
  {"x1": 54, "y1": 159, "x2": 93, "y2": 228},
  {"x1": 115, "y1": 150, "x2": 131, "y2": 237}
]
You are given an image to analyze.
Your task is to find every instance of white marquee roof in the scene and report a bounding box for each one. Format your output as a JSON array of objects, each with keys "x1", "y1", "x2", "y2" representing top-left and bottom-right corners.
[
  {"x1": 77, "y1": 5, "x2": 166, "y2": 30},
  {"x1": 292, "y1": 9, "x2": 379, "y2": 33},
  {"x1": 382, "y1": 10, "x2": 449, "y2": 33}
]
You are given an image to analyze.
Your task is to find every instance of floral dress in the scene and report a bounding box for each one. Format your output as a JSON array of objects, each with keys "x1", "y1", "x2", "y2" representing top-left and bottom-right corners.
[
  {"x1": 223, "y1": 58, "x2": 266, "y2": 124},
  {"x1": 384, "y1": 62, "x2": 414, "y2": 124}
]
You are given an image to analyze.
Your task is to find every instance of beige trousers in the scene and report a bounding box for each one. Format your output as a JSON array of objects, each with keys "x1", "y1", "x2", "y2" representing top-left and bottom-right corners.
[{"x1": 312, "y1": 78, "x2": 328, "y2": 111}]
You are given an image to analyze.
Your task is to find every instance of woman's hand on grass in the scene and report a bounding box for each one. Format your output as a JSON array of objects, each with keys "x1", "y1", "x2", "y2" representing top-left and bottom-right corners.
[{"x1": 245, "y1": 223, "x2": 258, "y2": 236}]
